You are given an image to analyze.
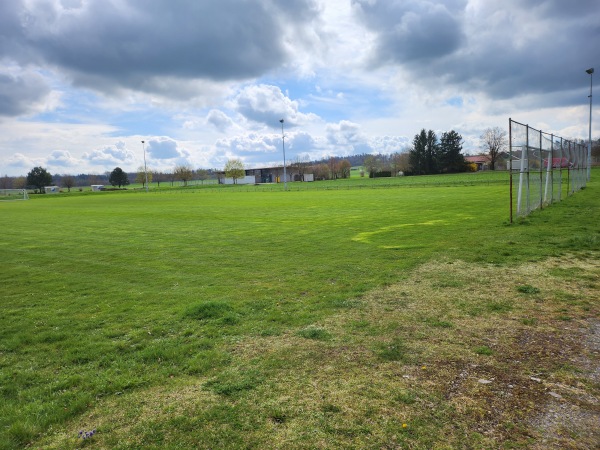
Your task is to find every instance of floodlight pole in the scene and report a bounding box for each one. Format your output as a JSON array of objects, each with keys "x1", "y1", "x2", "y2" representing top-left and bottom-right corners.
[
  {"x1": 586, "y1": 68, "x2": 594, "y2": 181},
  {"x1": 280, "y1": 119, "x2": 287, "y2": 190},
  {"x1": 142, "y1": 140, "x2": 149, "y2": 192}
]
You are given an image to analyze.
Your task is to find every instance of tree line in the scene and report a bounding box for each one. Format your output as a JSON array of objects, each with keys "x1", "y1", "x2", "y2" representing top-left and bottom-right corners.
[
  {"x1": 0, "y1": 165, "x2": 221, "y2": 192},
  {"x1": 4, "y1": 131, "x2": 597, "y2": 192}
]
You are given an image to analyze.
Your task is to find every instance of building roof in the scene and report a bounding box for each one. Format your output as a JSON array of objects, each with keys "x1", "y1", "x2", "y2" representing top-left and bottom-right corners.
[{"x1": 465, "y1": 155, "x2": 491, "y2": 164}]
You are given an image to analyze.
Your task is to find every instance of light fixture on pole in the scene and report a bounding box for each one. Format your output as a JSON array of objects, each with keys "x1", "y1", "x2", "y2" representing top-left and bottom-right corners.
[
  {"x1": 279, "y1": 119, "x2": 287, "y2": 190},
  {"x1": 586, "y1": 68, "x2": 594, "y2": 181},
  {"x1": 141, "y1": 140, "x2": 149, "y2": 192}
]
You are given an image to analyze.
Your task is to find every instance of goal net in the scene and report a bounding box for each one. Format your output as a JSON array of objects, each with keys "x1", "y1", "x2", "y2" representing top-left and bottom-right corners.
[{"x1": 0, "y1": 189, "x2": 29, "y2": 201}]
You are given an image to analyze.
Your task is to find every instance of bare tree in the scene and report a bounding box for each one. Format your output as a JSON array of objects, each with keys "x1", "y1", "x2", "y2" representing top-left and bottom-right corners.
[
  {"x1": 1, "y1": 175, "x2": 13, "y2": 189},
  {"x1": 166, "y1": 171, "x2": 176, "y2": 186},
  {"x1": 88, "y1": 174, "x2": 102, "y2": 185},
  {"x1": 391, "y1": 152, "x2": 410, "y2": 174},
  {"x1": 153, "y1": 170, "x2": 165, "y2": 187},
  {"x1": 328, "y1": 156, "x2": 338, "y2": 180},
  {"x1": 591, "y1": 137, "x2": 600, "y2": 162},
  {"x1": 196, "y1": 169, "x2": 210, "y2": 184},
  {"x1": 61, "y1": 175, "x2": 75, "y2": 192},
  {"x1": 13, "y1": 176, "x2": 27, "y2": 189},
  {"x1": 174, "y1": 164, "x2": 194, "y2": 186},
  {"x1": 291, "y1": 155, "x2": 310, "y2": 181},
  {"x1": 311, "y1": 163, "x2": 330, "y2": 180},
  {"x1": 480, "y1": 127, "x2": 507, "y2": 170},
  {"x1": 338, "y1": 159, "x2": 351, "y2": 178}
]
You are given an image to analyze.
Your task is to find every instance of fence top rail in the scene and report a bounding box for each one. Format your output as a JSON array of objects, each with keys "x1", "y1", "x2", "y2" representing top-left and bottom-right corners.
[{"x1": 510, "y1": 119, "x2": 586, "y2": 149}]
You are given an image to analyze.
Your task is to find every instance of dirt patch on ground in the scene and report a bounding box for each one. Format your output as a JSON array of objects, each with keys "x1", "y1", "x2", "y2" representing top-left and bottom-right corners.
[
  {"x1": 233, "y1": 253, "x2": 600, "y2": 448},
  {"x1": 527, "y1": 318, "x2": 600, "y2": 449},
  {"x1": 341, "y1": 254, "x2": 600, "y2": 448}
]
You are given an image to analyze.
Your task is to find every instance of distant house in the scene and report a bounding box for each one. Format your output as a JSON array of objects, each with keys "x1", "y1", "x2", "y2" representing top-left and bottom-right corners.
[
  {"x1": 465, "y1": 155, "x2": 491, "y2": 171},
  {"x1": 542, "y1": 157, "x2": 572, "y2": 169},
  {"x1": 465, "y1": 152, "x2": 513, "y2": 171}
]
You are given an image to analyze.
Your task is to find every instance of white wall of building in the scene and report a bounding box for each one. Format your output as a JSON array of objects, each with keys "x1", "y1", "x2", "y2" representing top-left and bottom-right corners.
[{"x1": 221, "y1": 175, "x2": 256, "y2": 185}]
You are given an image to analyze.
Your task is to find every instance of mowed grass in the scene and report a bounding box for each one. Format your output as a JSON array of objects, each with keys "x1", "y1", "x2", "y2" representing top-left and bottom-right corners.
[{"x1": 1, "y1": 171, "x2": 599, "y2": 448}]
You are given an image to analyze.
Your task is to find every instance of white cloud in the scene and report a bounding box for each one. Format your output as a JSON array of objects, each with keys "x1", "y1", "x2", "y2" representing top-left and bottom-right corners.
[
  {"x1": 206, "y1": 109, "x2": 235, "y2": 132},
  {"x1": 5, "y1": 153, "x2": 41, "y2": 171},
  {"x1": 83, "y1": 142, "x2": 136, "y2": 166},
  {"x1": 146, "y1": 137, "x2": 191, "y2": 162},
  {"x1": 232, "y1": 84, "x2": 321, "y2": 127},
  {"x1": 47, "y1": 150, "x2": 79, "y2": 168}
]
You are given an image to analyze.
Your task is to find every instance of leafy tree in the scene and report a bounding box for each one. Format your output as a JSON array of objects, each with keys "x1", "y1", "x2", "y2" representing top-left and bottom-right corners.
[
  {"x1": 480, "y1": 127, "x2": 507, "y2": 170},
  {"x1": 363, "y1": 155, "x2": 380, "y2": 178},
  {"x1": 409, "y1": 129, "x2": 439, "y2": 175},
  {"x1": 424, "y1": 129, "x2": 439, "y2": 174},
  {"x1": 224, "y1": 159, "x2": 245, "y2": 184},
  {"x1": 61, "y1": 175, "x2": 76, "y2": 192},
  {"x1": 409, "y1": 130, "x2": 427, "y2": 175},
  {"x1": 135, "y1": 166, "x2": 152, "y2": 187},
  {"x1": 438, "y1": 130, "x2": 466, "y2": 173},
  {"x1": 26, "y1": 166, "x2": 52, "y2": 193},
  {"x1": 108, "y1": 167, "x2": 129, "y2": 188},
  {"x1": 174, "y1": 164, "x2": 194, "y2": 186}
]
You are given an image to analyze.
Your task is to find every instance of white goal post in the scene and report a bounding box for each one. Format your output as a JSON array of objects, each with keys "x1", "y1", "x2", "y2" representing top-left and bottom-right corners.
[{"x1": 0, "y1": 189, "x2": 29, "y2": 201}]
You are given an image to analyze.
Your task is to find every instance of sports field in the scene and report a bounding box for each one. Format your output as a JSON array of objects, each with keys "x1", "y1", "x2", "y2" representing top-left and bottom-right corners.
[{"x1": 1, "y1": 171, "x2": 599, "y2": 448}]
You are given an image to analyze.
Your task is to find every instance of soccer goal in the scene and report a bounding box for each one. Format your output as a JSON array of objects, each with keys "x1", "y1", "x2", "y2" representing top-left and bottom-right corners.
[{"x1": 0, "y1": 189, "x2": 29, "y2": 201}]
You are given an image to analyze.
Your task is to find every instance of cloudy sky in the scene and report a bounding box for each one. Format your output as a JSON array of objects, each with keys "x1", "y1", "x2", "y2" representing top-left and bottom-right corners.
[{"x1": 0, "y1": 0, "x2": 598, "y2": 176}]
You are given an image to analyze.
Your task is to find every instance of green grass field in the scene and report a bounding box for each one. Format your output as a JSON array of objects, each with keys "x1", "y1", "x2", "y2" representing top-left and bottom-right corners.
[{"x1": 1, "y1": 171, "x2": 599, "y2": 448}]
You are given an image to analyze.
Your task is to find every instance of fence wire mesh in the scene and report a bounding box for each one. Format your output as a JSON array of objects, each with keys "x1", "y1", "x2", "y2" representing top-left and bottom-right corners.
[{"x1": 509, "y1": 119, "x2": 587, "y2": 221}]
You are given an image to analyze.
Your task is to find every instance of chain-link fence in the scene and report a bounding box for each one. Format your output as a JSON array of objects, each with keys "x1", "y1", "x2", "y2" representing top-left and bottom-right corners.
[{"x1": 509, "y1": 119, "x2": 587, "y2": 221}]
